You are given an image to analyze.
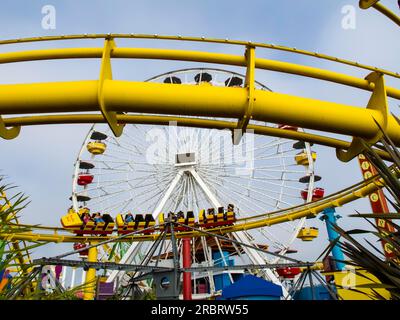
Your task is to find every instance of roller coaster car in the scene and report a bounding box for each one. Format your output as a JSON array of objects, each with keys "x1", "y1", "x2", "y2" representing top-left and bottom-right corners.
[
  {"x1": 77, "y1": 173, "x2": 94, "y2": 186},
  {"x1": 297, "y1": 227, "x2": 319, "y2": 241},
  {"x1": 200, "y1": 207, "x2": 236, "y2": 228},
  {"x1": 61, "y1": 209, "x2": 114, "y2": 235},
  {"x1": 301, "y1": 187, "x2": 325, "y2": 201},
  {"x1": 158, "y1": 212, "x2": 193, "y2": 232},
  {"x1": 176, "y1": 211, "x2": 186, "y2": 224},
  {"x1": 206, "y1": 208, "x2": 216, "y2": 223},
  {"x1": 158, "y1": 212, "x2": 175, "y2": 231},
  {"x1": 144, "y1": 214, "x2": 156, "y2": 234},
  {"x1": 198, "y1": 209, "x2": 206, "y2": 225},
  {"x1": 173, "y1": 211, "x2": 187, "y2": 231},
  {"x1": 216, "y1": 207, "x2": 225, "y2": 223},
  {"x1": 276, "y1": 267, "x2": 301, "y2": 279},
  {"x1": 278, "y1": 124, "x2": 298, "y2": 131},
  {"x1": 295, "y1": 151, "x2": 317, "y2": 166},
  {"x1": 116, "y1": 213, "x2": 135, "y2": 234},
  {"x1": 224, "y1": 209, "x2": 236, "y2": 225},
  {"x1": 61, "y1": 209, "x2": 82, "y2": 229},
  {"x1": 87, "y1": 141, "x2": 107, "y2": 155},
  {"x1": 134, "y1": 214, "x2": 146, "y2": 230},
  {"x1": 186, "y1": 211, "x2": 195, "y2": 226}
]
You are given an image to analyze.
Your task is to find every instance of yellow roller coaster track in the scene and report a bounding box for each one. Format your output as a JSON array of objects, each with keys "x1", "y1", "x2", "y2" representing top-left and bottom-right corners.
[
  {"x1": 0, "y1": 168, "x2": 395, "y2": 243},
  {"x1": 0, "y1": 33, "x2": 399, "y2": 243},
  {"x1": 359, "y1": 0, "x2": 400, "y2": 27},
  {"x1": 0, "y1": 33, "x2": 398, "y2": 146}
]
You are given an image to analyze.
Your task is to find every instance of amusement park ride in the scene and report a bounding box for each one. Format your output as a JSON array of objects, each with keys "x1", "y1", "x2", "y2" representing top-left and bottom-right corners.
[{"x1": 0, "y1": 0, "x2": 399, "y2": 301}]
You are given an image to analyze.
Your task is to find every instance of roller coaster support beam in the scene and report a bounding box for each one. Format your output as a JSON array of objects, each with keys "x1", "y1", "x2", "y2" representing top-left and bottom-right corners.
[
  {"x1": 359, "y1": 1, "x2": 400, "y2": 27},
  {"x1": 357, "y1": 154, "x2": 395, "y2": 259},
  {"x1": 337, "y1": 71, "x2": 389, "y2": 162},
  {"x1": 234, "y1": 45, "x2": 255, "y2": 144},
  {"x1": 106, "y1": 171, "x2": 183, "y2": 284},
  {"x1": 83, "y1": 242, "x2": 98, "y2": 300},
  {"x1": 182, "y1": 237, "x2": 192, "y2": 300},
  {"x1": 320, "y1": 208, "x2": 346, "y2": 271},
  {"x1": 98, "y1": 38, "x2": 124, "y2": 137}
]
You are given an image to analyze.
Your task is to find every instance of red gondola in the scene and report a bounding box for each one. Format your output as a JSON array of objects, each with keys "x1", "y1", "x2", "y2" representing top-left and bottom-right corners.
[
  {"x1": 276, "y1": 267, "x2": 301, "y2": 279},
  {"x1": 73, "y1": 243, "x2": 89, "y2": 256},
  {"x1": 301, "y1": 187, "x2": 325, "y2": 201},
  {"x1": 77, "y1": 174, "x2": 94, "y2": 186}
]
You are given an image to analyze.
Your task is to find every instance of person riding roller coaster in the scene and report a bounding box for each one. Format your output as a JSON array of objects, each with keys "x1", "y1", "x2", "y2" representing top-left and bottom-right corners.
[
  {"x1": 167, "y1": 211, "x2": 177, "y2": 222},
  {"x1": 82, "y1": 211, "x2": 91, "y2": 224},
  {"x1": 93, "y1": 212, "x2": 104, "y2": 224},
  {"x1": 125, "y1": 212, "x2": 134, "y2": 223}
]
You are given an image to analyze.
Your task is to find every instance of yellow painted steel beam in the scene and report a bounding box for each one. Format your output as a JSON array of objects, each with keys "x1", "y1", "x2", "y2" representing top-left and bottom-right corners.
[
  {"x1": 373, "y1": 2, "x2": 400, "y2": 27},
  {"x1": 0, "y1": 34, "x2": 398, "y2": 80},
  {"x1": 1, "y1": 80, "x2": 399, "y2": 146},
  {"x1": 98, "y1": 39, "x2": 124, "y2": 136},
  {"x1": 0, "y1": 169, "x2": 394, "y2": 244},
  {"x1": 234, "y1": 45, "x2": 256, "y2": 144},
  {"x1": 359, "y1": 1, "x2": 400, "y2": 27},
  {"x1": 83, "y1": 242, "x2": 98, "y2": 300},
  {"x1": 2, "y1": 114, "x2": 394, "y2": 161},
  {"x1": 0, "y1": 47, "x2": 399, "y2": 100}
]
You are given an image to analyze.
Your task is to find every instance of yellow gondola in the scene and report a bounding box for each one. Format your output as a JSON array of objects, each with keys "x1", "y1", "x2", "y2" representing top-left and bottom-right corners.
[
  {"x1": 295, "y1": 151, "x2": 317, "y2": 166},
  {"x1": 87, "y1": 141, "x2": 107, "y2": 155},
  {"x1": 297, "y1": 227, "x2": 319, "y2": 241}
]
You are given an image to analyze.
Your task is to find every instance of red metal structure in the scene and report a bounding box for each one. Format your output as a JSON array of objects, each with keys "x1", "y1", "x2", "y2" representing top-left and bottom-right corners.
[
  {"x1": 182, "y1": 238, "x2": 192, "y2": 300},
  {"x1": 357, "y1": 154, "x2": 396, "y2": 259}
]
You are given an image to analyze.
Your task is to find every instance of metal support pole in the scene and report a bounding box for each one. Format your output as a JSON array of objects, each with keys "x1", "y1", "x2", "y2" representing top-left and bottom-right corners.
[
  {"x1": 182, "y1": 238, "x2": 192, "y2": 300},
  {"x1": 320, "y1": 207, "x2": 346, "y2": 271},
  {"x1": 170, "y1": 222, "x2": 180, "y2": 300},
  {"x1": 307, "y1": 267, "x2": 316, "y2": 300},
  {"x1": 311, "y1": 270, "x2": 338, "y2": 300},
  {"x1": 83, "y1": 242, "x2": 98, "y2": 300}
]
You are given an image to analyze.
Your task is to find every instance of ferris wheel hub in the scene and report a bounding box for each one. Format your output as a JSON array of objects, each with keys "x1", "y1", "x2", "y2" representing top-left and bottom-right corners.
[{"x1": 175, "y1": 152, "x2": 196, "y2": 167}]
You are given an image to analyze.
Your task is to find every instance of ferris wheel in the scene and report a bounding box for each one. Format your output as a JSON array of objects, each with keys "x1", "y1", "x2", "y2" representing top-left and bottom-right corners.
[{"x1": 71, "y1": 68, "x2": 319, "y2": 294}]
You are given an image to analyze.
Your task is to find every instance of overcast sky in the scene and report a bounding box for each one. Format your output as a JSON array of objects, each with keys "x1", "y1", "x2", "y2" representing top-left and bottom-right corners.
[{"x1": 1, "y1": 0, "x2": 399, "y2": 262}]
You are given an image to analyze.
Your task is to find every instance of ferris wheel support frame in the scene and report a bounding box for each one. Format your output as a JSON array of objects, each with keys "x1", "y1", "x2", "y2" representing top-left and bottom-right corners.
[
  {"x1": 107, "y1": 170, "x2": 184, "y2": 284},
  {"x1": 106, "y1": 162, "x2": 289, "y2": 297}
]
